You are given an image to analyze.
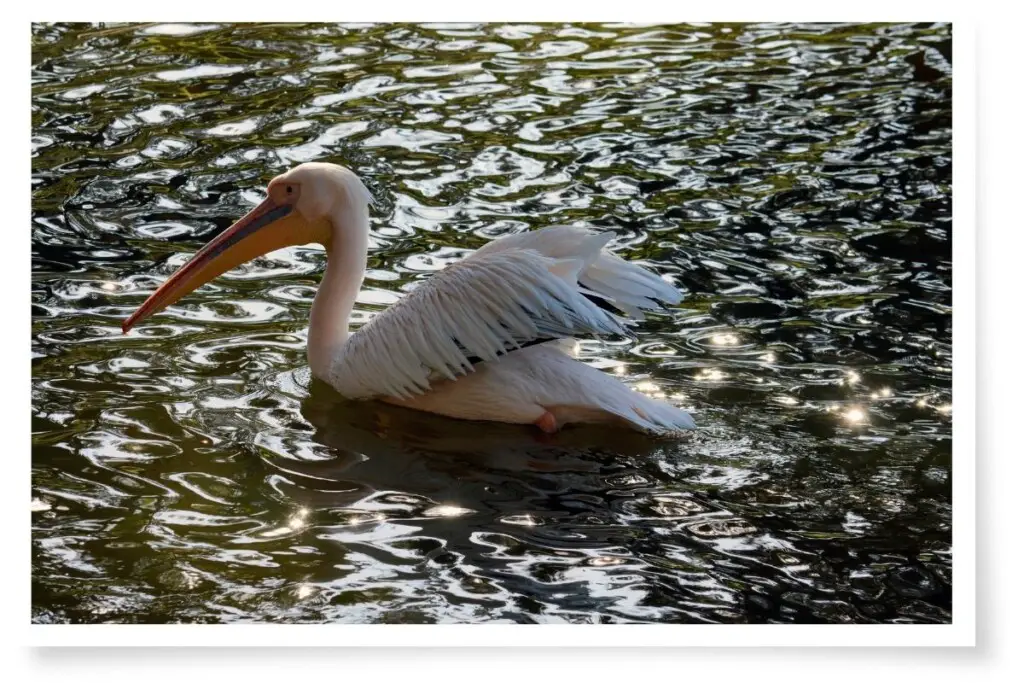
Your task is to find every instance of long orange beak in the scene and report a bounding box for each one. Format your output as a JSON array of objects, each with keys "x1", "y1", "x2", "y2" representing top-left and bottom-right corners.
[{"x1": 122, "y1": 195, "x2": 304, "y2": 333}]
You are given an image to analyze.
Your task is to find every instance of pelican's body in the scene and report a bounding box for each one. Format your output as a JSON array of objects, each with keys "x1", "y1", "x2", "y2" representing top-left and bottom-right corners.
[{"x1": 123, "y1": 163, "x2": 696, "y2": 436}]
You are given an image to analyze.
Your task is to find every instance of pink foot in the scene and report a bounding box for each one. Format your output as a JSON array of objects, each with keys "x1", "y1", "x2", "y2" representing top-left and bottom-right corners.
[{"x1": 533, "y1": 411, "x2": 558, "y2": 434}]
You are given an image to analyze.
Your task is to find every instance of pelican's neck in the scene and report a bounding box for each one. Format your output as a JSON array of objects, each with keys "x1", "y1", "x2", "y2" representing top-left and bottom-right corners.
[{"x1": 307, "y1": 203, "x2": 369, "y2": 381}]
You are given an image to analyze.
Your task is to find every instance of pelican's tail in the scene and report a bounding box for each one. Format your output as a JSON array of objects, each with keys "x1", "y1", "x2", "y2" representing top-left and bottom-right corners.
[
  {"x1": 556, "y1": 356, "x2": 696, "y2": 435},
  {"x1": 604, "y1": 385, "x2": 696, "y2": 435},
  {"x1": 579, "y1": 249, "x2": 682, "y2": 320}
]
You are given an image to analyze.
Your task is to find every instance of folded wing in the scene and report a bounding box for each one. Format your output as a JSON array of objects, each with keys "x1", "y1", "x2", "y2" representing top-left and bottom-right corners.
[
  {"x1": 475, "y1": 225, "x2": 682, "y2": 318},
  {"x1": 329, "y1": 226, "x2": 681, "y2": 400}
]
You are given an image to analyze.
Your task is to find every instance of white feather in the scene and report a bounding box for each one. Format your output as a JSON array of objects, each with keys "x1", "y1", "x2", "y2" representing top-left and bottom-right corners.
[
  {"x1": 320, "y1": 223, "x2": 694, "y2": 435},
  {"x1": 386, "y1": 343, "x2": 697, "y2": 436},
  {"x1": 477, "y1": 225, "x2": 681, "y2": 317},
  {"x1": 328, "y1": 246, "x2": 624, "y2": 399}
]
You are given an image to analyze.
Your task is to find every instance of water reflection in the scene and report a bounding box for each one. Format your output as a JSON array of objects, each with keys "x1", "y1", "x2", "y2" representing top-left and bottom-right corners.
[{"x1": 32, "y1": 21, "x2": 951, "y2": 624}]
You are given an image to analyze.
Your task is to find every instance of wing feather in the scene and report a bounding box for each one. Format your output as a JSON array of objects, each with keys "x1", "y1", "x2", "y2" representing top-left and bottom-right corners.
[
  {"x1": 478, "y1": 225, "x2": 682, "y2": 318},
  {"x1": 329, "y1": 248, "x2": 626, "y2": 399}
]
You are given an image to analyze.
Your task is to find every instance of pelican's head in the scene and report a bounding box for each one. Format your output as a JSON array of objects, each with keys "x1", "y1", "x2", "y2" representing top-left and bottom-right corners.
[{"x1": 122, "y1": 162, "x2": 371, "y2": 333}]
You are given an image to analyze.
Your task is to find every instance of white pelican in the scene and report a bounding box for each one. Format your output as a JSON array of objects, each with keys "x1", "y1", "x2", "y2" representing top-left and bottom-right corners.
[{"x1": 122, "y1": 162, "x2": 696, "y2": 435}]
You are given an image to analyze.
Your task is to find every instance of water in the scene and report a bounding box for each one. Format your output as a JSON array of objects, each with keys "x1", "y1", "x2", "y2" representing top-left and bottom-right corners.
[{"x1": 31, "y1": 22, "x2": 952, "y2": 624}]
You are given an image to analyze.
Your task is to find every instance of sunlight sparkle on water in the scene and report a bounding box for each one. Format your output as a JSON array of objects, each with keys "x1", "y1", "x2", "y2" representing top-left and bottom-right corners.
[
  {"x1": 287, "y1": 508, "x2": 309, "y2": 530},
  {"x1": 844, "y1": 407, "x2": 867, "y2": 424},
  {"x1": 872, "y1": 387, "x2": 893, "y2": 400},
  {"x1": 502, "y1": 515, "x2": 539, "y2": 526},
  {"x1": 697, "y1": 369, "x2": 726, "y2": 381},
  {"x1": 260, "y1": 526, "x2": 292, "y2": 538},
  {"x1": 712, "y1": 333, "x2": 739, "y2": 346},
  {"x1": 424, "y1": 504, "x2": 473, "y2": 517}
]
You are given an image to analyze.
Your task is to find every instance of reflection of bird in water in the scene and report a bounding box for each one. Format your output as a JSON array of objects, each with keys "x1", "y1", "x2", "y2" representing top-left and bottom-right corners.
[
  {"x1": 123, "y1": 162, "x2": 695, "y2": 436},
  {"x1": 271, "y1": 382, "x2": 675, "y2": 511}
]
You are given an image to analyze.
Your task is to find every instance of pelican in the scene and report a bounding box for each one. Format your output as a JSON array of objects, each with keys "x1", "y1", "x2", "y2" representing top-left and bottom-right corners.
[{"x1": 122, "y1": 162, "x2": 696, "y2": 435}]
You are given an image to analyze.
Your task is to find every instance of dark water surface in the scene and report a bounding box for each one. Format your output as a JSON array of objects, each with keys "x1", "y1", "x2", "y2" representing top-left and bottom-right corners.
[{"x1": 31, "y1": 22, "x2": 952, "y2": 624}]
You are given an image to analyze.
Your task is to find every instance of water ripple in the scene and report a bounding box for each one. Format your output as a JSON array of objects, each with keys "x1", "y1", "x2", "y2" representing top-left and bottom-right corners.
[{"x1": 32, "y1": 21, "x2": 951, "y2": 625}]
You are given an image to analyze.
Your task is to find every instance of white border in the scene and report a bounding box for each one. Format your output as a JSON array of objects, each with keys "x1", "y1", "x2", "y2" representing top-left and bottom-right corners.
[
  {"x1": 28, "y1": 623, "x2": 972, "y2": 648},
  {"x1": 949, "y1": 12, "x2": 976, "y2": 651},
  {"x1": 13, "y1": 0, "x2": 975, "y2": 655}
]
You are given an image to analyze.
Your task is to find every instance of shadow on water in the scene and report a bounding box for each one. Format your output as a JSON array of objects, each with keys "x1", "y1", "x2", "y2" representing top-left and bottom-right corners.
[{"x1": 266, "y1": 384, "x2": 697, "y2": 623}]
